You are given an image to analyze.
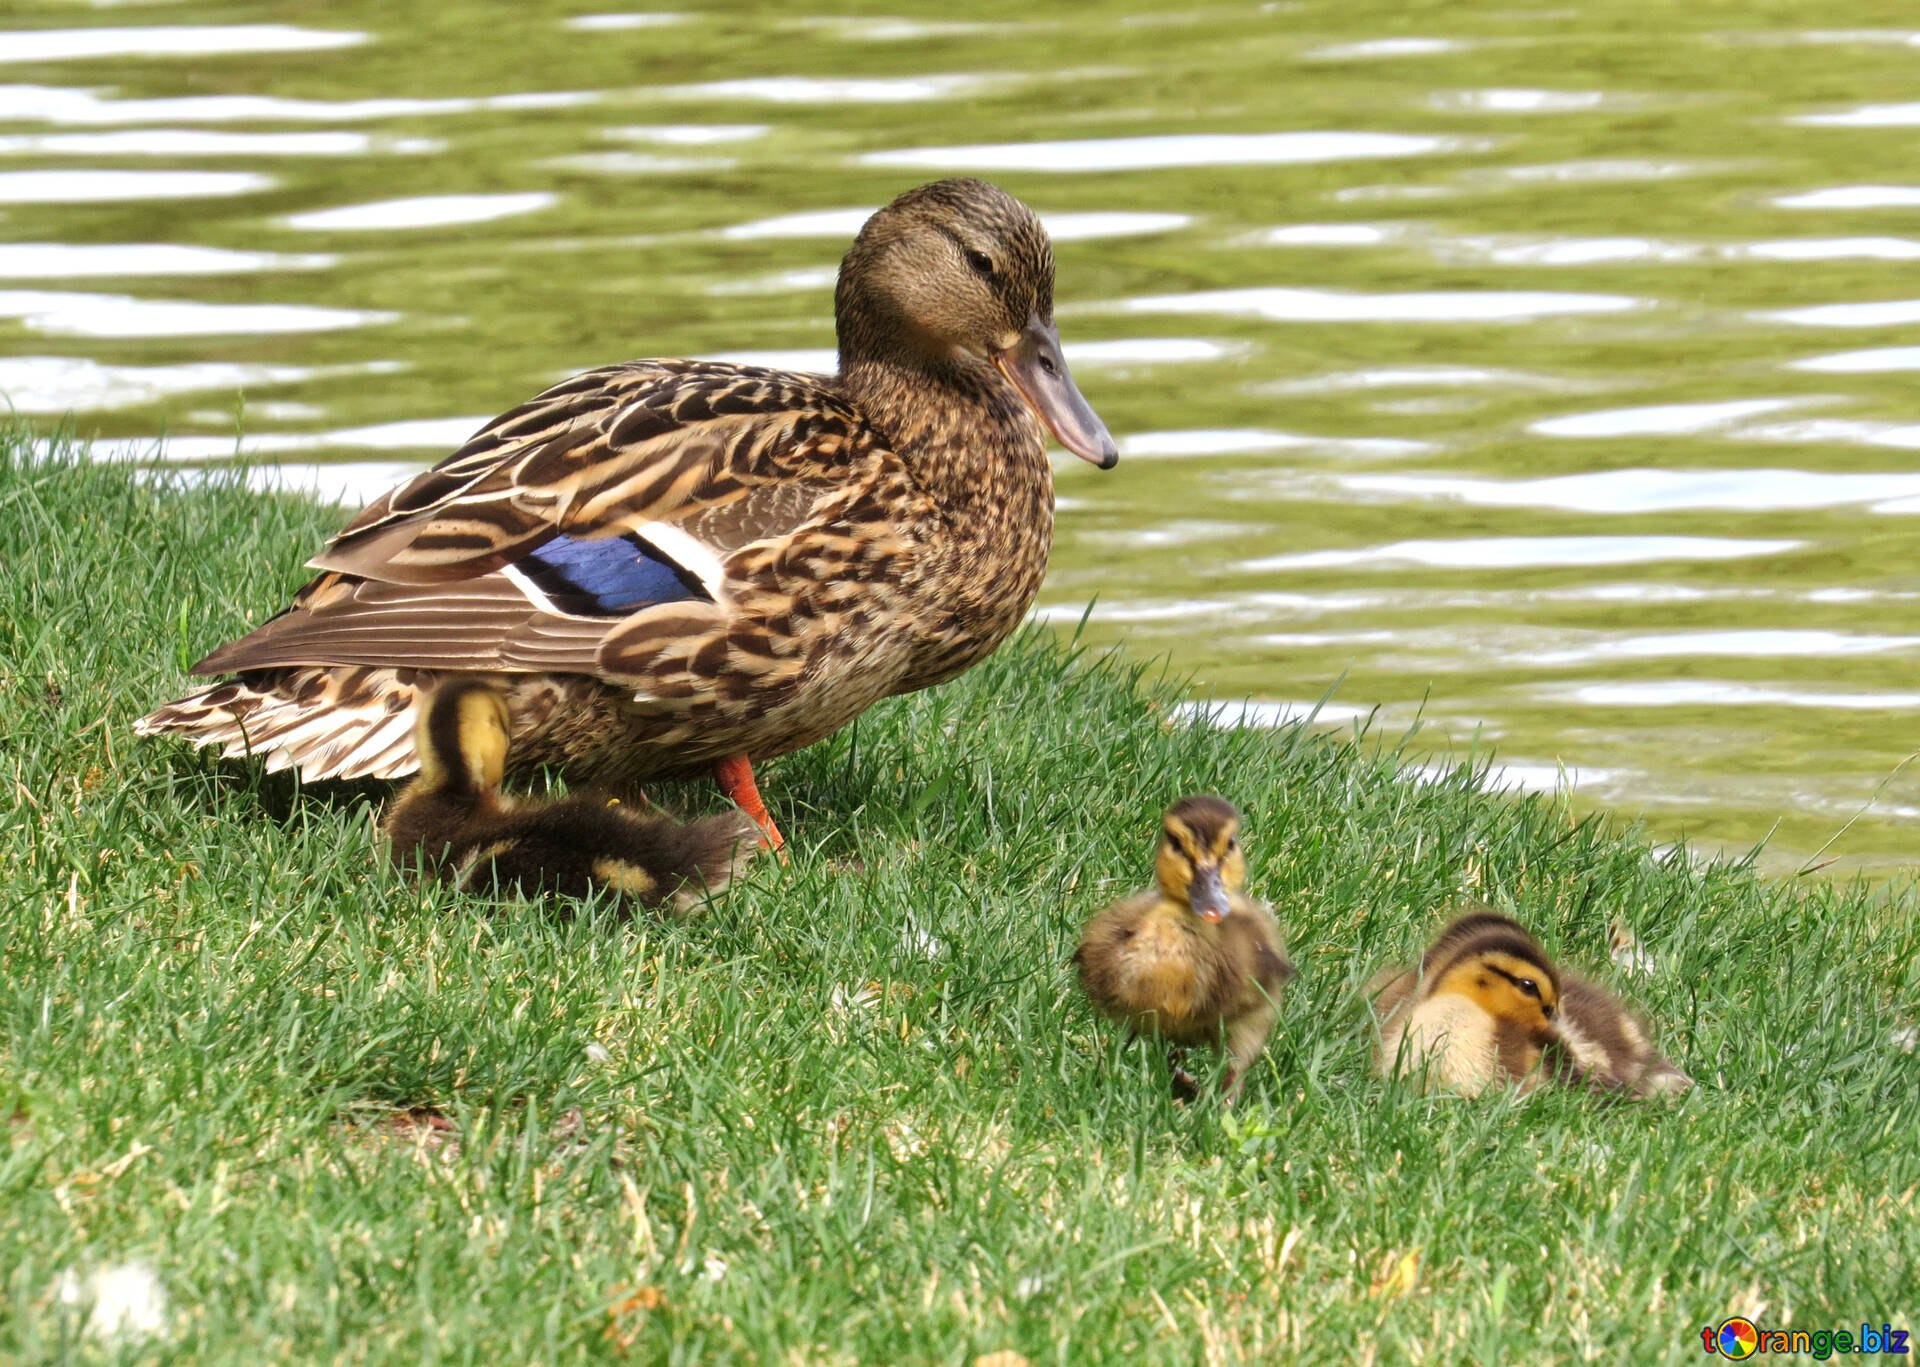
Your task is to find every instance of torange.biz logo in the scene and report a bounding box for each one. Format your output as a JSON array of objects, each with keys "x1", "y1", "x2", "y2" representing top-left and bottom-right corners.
[{"x1": 1702, "y1": 1318, "x2": 1910, "y2": 1359}]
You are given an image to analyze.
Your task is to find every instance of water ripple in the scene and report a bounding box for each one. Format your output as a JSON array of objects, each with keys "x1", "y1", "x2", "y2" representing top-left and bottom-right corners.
[
  {"x1": 860, "y1": 131, "x2": 1454, "y2": 172},
  {"x1": 1260, "y1": 365, "x2": 1563, "y2": 395},
  {"x1": 1774, "y1": 185, "x2": 1920, "y2": 209},
  {"x1": 1245, "y1": 536, "x2": 1800, "y2": 572},
  {"x1": 1560, "y1": 681, "x2": 1920, "y2": 710},
  {"x1": 561, "y1": 12, "x2": 690, "y2": 30},
  {"x1": 603, "y1": 123, "x2": 768, "y2": 145},
  {"x1": 1256, "y1": 224, "x2": 1397, "y2": 246},
  {"x1": 0, "y1": 130, "x2": 436, "y2": 157},
  {"x1": 0, "y1": 85, "x2": 597, "y2": 125},
  {"x1": 1305, "y1": 37, "x2": 1470, "y2": 60},
  {"x1": 1532, "y1": 630, "x2": 1920, "y2": 665},
  {"x1": 1429, "y1": 88, "x2": 1614, "y2": 113},
  {"x1": 285, "y1": 193, "x2": 556, "y2": 231},
  {"x1": 0, "y1": 290, "x2": 394, "y2": 338},
  {"x1": 1766, "y1": 299, "x2": 1920, "y2": 327},
  {"x1": 1790, "y1": 345, "x2": 1920, "y2": 372},
  {"x1": 1530, "y1": 398, "x2": 1805, "y2": 438},
  {"x1": 0, "y1": 242, "x2": 333, "y2": 277},
  {"x1": 1344, "y1": 467, "x2": 1920, "y2": 512},
  {"x1": 1121, "y1": 428, "x2": 1431, "y2": 459},
  {"x1": 0, "y1": 26, "x2": 365, "y2": 64},
  {"x1": 0, "y1": 355, "x2": 394, "y2": 414},
  {"x1": 661, "y1": 74, "x2": 1001, "y2": 103},
  {"x1": 1791, "y1": 101, "x2": 1920, "y2": 127},
  {"x1": 0, "y1": 169, "x2": 271, "y2": 203},
  {"x1": 1115, "y1": 286, "x2": 1640, "y2": 323}
]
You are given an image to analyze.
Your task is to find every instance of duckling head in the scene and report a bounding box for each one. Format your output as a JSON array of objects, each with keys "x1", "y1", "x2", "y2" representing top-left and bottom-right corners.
[
  {"x1": 1430, "y1": 938, "x2": 1560, "y2": 1041},
  {"x1": 415, "y1": 679, "x2": 512, "y2": 800},
  {"x1": 836, "y1": 177, "x2": 1117, "y2": 468},
  {"x1": 1152, "y1": 795, "x2": 1248, "y2": 925}
]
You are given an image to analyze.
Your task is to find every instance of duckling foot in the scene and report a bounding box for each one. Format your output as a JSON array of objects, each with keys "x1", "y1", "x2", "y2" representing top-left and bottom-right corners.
[
  {"x1": 713, "y1": 754, "x2": 786, "y2": 852},
  {"x1": 1169, "y1": 1065, "x2": 1202, "y2": 1104}
]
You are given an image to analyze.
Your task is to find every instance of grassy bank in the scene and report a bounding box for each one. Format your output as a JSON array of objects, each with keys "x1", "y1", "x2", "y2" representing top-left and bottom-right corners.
[{"x1": 3, "y1": 430, "x2": 1916, "y2": 1364}]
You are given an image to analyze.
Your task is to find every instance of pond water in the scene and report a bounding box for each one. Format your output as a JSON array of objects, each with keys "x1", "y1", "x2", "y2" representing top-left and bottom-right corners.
[{"x1": 6, "y1": 1, "x2": 1920, "y2": 877}]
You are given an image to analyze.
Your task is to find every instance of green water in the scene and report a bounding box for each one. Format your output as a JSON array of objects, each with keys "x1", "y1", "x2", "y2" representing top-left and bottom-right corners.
[{"x1": 6, "y1": 1, "x2": 1920, "y2": 876}]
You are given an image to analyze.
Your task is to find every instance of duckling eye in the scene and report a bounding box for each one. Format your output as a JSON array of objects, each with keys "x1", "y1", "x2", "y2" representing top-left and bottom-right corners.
[
  {"x1": 964, "y1": 248, "x2": 995, "y2": 278},
  {"x1": 1518, "y1": 979, "x2": 1539, "y2": 999}
]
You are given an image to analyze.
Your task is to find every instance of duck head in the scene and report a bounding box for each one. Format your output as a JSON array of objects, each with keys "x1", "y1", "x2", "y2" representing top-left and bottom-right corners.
[
  {"x1": 1153, "y1": 794, "x2": 1248, "y2": 924},
  {"x1": 836, "y1": 177, "x2": 1118, "y2": 469}
]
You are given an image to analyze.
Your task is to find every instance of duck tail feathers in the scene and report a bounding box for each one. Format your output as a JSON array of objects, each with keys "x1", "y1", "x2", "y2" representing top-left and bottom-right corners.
[{"x1": 133, "y1": 667, "x2": 424, "y2": 782}]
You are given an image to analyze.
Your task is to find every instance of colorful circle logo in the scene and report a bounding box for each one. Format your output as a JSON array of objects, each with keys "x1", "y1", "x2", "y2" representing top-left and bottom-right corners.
[{"x1": 1717, "y1": 1318, "x2": 1759, "y2": 1359}]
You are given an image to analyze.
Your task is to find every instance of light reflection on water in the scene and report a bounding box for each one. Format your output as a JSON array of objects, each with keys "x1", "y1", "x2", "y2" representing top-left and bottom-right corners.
[
  {"x1": 7, "y1": 0, "x2": 1920, "y2": 875},
  {"x1": 0, "y1": 168, "x2": 273, "y2": 201}
]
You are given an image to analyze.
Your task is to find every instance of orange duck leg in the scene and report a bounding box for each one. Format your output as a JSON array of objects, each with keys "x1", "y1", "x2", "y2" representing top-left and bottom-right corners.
[{"x1": 713, "y1": 754, "x2": 785, "y2": 851}]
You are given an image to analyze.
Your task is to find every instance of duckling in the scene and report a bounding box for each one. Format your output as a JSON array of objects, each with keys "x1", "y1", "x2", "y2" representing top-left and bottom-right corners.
[
  {"x1": 1366, "y1": 910, "x2": 1561, "y2": 1095},
  {"x1": 1554, "y1": 976, "x2": 1694, "y2": 1097},
  {"x1": 384, "y1": 679, "x2": 753, "y2": 911},
  {"x1": 1075, "y1": 796, "x2": 1294, "y2": 1103}
]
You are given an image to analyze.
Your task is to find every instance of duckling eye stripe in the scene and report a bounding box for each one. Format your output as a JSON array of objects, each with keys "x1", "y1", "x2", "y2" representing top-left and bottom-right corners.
[{"x1": 1487, "y1": 966, "x2": 1538, "y2": 995}]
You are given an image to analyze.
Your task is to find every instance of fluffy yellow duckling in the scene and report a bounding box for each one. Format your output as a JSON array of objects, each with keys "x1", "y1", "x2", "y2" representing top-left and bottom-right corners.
[
  {"x1": 384, "y1": 679, "x2": 752, "y2": 911},
  {"x1": 1367, "y1": 910, "x2": 1561, "y2": 1095},
  {"x1": 1075, "y1": 796, "x2": 1294, "y2": 1103},
  {"x1": 1369, "y1": 908, "x2": 1693, "y2": 1098}
]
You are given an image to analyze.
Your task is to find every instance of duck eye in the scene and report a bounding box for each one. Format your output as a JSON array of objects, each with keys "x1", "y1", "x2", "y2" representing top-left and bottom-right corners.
[
  {"x1": 965, "y1": 248, "x2": 995, "y2": 277},
  {"x1": 1518, "y1": 979, "x2": 1539, "y2": 998}
]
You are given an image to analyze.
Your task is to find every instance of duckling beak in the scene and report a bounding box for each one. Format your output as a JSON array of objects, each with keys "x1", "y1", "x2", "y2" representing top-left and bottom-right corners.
[
  {"x1": 992, "y1": 315, "x2": 1119, "y2": 469},
  {"x1": 1189, "y1": 865, "x2": 1230, "y2": 923}
]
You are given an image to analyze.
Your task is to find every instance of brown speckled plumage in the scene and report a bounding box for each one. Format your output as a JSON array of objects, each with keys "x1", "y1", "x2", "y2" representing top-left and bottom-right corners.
[{"x1": 134, "y1": 179, "x2": 1114, "y2": 797}]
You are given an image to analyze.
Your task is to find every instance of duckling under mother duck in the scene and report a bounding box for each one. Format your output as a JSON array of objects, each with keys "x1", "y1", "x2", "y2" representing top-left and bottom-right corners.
[{"x1": 136, "y1": 178, "x2": 1118, "y2": 847}]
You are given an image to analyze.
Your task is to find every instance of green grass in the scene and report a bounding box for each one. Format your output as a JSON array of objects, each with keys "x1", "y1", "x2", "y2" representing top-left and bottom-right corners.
[{"x1": 2, "y1": 426, "x2": 1916, "y2": 1365}]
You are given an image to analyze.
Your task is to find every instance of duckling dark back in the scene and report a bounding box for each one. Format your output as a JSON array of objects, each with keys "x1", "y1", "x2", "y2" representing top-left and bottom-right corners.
[
  {"x1": 384, "y1": 679, "x2": 753, "y2": 911},
  {"x1": 464, "y1": 795, "x2": 752, "y2": 912},
  {"x1": 1554, "y1": 977, "x2": 1695, "y2": 1097}
]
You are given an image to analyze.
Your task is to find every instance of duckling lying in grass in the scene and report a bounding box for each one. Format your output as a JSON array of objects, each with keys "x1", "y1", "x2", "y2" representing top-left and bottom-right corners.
[
  {"x1": 384, "y1": 679, "x2": 753, "y2": 911},
  {"x1": 1367, "y1": 910, "x2": 1561, "y2": 1096},
  {"x1": 1367, "y1": 909, "x2": 1692, "y2": 1097},
  {"x1": 1075, "y1": 796, "x2": 1294, "y2": 1103}
]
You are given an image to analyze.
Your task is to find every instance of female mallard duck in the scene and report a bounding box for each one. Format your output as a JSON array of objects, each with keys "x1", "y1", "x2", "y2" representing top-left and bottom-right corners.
[
  {"x1": 1368, "y1": 908, "x2": 1693, "y2": 1098},
  {"x1": 1075, "y1": 796, "x2": 1294, "y2": 1103},
  {"x1": 386, "y1": 678, "x2": 752, "y2": 909},
  {"x1": 135, "y1": 178, "x2": 1118, "y2": 848}
]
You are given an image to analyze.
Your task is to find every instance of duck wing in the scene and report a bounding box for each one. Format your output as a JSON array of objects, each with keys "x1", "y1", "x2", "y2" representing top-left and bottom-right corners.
[{"x1": 194, "y1": 360, "x2": 904, "y2": 686}]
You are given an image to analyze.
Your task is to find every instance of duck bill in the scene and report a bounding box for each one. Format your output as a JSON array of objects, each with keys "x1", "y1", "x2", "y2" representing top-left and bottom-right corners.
[
  {"x1": 992, "y1": 315, "x2": 1119, "y2": 469},
  {"x1": 1189, "y1": 867, "x2": 1230, "y2": 923}
]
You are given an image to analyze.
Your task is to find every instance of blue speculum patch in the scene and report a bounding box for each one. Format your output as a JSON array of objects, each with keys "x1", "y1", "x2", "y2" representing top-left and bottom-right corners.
[{"x1": 518, "y1": 531, "x2": 710, "y2": 616}]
